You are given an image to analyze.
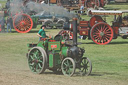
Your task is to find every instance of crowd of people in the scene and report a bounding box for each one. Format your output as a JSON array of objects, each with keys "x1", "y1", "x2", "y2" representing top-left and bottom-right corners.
[
  {"x1": 0, "y1": 15, "x2": 12, "y2": 33},
  {"x1": 0, "y1": 0, "x2": 12, "y2": 33}
]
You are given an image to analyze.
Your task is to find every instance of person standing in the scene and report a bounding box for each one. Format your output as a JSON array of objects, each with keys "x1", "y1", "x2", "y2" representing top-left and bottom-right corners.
[
  {"x1": 0, "y1": 17, "x2": 5, "y2": 32},
  {"x1": 37, "y1": 25, "x2": 47, "y2": 41},
  {"x1": 6, "y1": 0, "x2": 10, "y2": 9},
  {"x1": 6, "y1": 16, "x2": 12, "y2": 33},
  {"x1": 80, "y1": 4, "x2": 84, "y2": 14}
]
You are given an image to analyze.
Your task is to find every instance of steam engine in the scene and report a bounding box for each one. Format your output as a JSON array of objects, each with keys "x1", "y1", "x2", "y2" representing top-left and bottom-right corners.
[{"x1": 27, "y1": 18, "x2": 92, "y2": 76}]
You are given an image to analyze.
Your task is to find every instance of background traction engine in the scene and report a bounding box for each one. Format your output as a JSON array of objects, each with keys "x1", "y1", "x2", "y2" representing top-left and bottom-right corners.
[
  {"x1": 59, "y1": 15, "x2": 113, "y2": 45},
  {"x1": 27, "y1": 18, "x2": 92, "y2": 76},
  {"x1": 60, "y1": 10, "x2": 128, "y2": 45}
]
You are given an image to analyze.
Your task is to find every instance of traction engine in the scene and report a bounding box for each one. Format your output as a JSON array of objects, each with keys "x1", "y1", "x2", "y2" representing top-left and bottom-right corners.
[
  {"x1": 27, "y1": 18, "x2": 92, "y2": 76},
  {"x1": 58, "y1": 10, "x2": 128, "y2": 45}
]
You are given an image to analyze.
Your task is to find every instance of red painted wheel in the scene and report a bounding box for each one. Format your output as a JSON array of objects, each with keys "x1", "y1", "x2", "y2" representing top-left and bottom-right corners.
[
  {"x1": 13, "y1": 14, "x2": 33, "y2": 33},
  {"x1": 85, "y1": 0, "x2": 100, "y2": 8},
  {"x1": 89, "y1": 15, "x2": 104, "y2": 27},
  {"x1": 90, "y1": 22, "x2": 113, "y2": 45},
  {"x1": 58, "y1": 30, "x2": 73, "y2": 39}
]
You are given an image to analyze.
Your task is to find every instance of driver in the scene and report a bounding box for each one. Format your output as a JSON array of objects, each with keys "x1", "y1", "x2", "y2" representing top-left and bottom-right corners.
[{"x1": 37, "y1": 25, "x2": 47, "y2": 41}]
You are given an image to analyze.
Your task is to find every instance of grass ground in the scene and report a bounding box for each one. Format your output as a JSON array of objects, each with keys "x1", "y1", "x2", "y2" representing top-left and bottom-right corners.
[
  {"x1": 0, "y1": 2, "x2": 128, "y2": 85},
  {"x1": 0, "y1": 29, "x2": 128, "y2": 85}
]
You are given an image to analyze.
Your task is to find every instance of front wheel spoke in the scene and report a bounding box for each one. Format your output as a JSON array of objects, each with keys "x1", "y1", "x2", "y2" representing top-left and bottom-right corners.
[
  {"x1": 30, "y1": 55, "x2": 34, "y2": 60},
  {"x1": 38, "y1": 63, "x2": 42, "y2": 69},
  {"x1": 37, "y1": 59, "x2": 42, "y2": 63},
  {"x1": 35, "y1": 64, "x2": 39, "y2": 71},
  {"x1": 81, "y1": 67, "x2": 86, "y2": 72},
  {"x1": 63, "y1": 66, "x2": 67, "y2": 70},
  {"x1": 86, "y1": 61, "x2": 89, "y2": 65},
  {"x1": 35, "y1": 50, "x2": 39, "y2": 55},
  {"x1": 68, "y1": 68, "x2": 72, "y2": 74},
  {"x1": 64, "y1": 62, "x2": 68, "y2": 66},
  {"x1": 29, "y1": 63, "x2": 34, "y2": 67},
  {"x1": 66, "y1": 60, "x2": 69, "y2": 66},
  {"x1": 69, "y1": 65, "x2": 73, "y2": 68}
]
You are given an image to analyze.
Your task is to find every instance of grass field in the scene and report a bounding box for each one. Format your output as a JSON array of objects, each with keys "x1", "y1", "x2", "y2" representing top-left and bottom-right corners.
[
  {"x1": 0, "y1": 29, "x2": 128, "y2": 85},
  {"x1": 0, "y1": 2, "x2": 128, "y2": 85}
]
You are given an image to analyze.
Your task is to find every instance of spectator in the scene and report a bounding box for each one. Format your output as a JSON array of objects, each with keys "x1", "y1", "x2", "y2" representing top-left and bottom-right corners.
[
  {"x1": 6, "y1": 16, "x2": 12, "y2": 33},
  {"x1": 0, "y1": 17, "x2": 5, "y2": 32},
  {"x1": 6, "y1": 0, "x2": 10, "y2": 9},
  {"x1": 80, "y1": 4, "x2": 84, "y2": 14}
]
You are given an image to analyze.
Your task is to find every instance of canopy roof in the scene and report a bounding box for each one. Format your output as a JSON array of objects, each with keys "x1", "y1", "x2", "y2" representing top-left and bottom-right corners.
[{"x1": 90, "y1": 10, "x2": 128, "y2": 15}]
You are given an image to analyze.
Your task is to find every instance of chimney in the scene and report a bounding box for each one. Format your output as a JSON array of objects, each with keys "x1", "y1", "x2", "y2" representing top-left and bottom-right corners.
[{"x1": 72, "y1": 18, "x2": 77, "y2": 46}]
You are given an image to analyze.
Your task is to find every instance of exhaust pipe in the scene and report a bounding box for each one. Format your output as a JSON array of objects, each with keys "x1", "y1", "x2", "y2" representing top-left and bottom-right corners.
[{"x1": 72, "y1": 18, "x2": 77, "y2": 46}]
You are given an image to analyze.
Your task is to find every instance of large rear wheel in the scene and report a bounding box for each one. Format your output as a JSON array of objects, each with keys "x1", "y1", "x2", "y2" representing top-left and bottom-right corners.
[
  {"x1": 13, "y1": 14, "x2": 33, "y2": 33},
  {"x1": 90, "y1": 22, "x2": 113, "y2": 45},
  {"x1": 28, "y1": 47, "x2": 47, "y2": 74}
]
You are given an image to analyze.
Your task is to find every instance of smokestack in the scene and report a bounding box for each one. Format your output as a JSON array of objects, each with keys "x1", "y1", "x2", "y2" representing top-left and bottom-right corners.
[{"x1": 72, "y1": 18, "x2": 77, "y2": 46}]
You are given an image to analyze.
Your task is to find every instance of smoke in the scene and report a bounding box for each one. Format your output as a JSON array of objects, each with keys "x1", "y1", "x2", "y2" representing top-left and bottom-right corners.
[{"x1": 9, "y1": 0, "x2": 77, "y2": 19}]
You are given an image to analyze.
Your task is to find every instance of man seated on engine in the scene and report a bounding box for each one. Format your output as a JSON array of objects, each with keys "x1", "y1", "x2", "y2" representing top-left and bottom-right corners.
[{"x1": 37, "y1": 25, "x2": 48, "y2": 41}]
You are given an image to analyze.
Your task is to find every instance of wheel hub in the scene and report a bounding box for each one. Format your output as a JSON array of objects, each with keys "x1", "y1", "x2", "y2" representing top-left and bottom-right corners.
[
  {"x1": 20, "y1": 21, "x2": 25, "y2": 26},
  {"x1": 100, "y1": 32, "x2": 104, "y2": 36}
]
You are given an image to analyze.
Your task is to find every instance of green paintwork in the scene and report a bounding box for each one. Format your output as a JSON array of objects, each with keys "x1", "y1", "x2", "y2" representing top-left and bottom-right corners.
[
  {"x1": 49, "y1": 52, "x2": 61, "y2": 68},
  {"x1": 49, "y1": 53, "x2": 54, "y2": 68},
  {"x1": 37, "y1": 41, "x2": 44, "y2": 49},
  {"x1": 48, "y1": 41, "x2": 60, "y2": 51},
  {"x1": 37, "y1": 40, "x2": 48, "y2": 49},
  {"x1": 62, "y1": 47, "x2": 68, "y2": 57},
  {"x1": 31, "y1": 15, "x2": 38, "y2": 28}
]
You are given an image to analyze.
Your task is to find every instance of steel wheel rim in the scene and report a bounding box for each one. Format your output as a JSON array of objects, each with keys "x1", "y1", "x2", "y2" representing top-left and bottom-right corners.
[
  {"x1": 45, "y1": 21, "x2": 52, "y2": 29},
  {"x1": 13, "y1": 14, "x2": 33, "y2": 33},
  {"x1": 57, "y1": 21, "x2": 65, "y2": 29},
  {"x1": 91, "y1": 22, "x2": 113, "y2": 45},
  {"x1": 61, "y1": 57, "x2": 75, "y2": 77},
  {"x1": 28, "y1": 47, "x2": 46, "y2": 74},
  {"x1": 80, "y1": 57, "x2": 92, "y2": 76}
]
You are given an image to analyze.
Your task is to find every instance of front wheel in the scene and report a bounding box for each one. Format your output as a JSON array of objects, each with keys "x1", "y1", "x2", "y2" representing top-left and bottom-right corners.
[
  {"x1": 79, "y1": 57, "x2": 92, "y2": 76},
  {"x1": 61, "y1": 57, "x2": 75, "y2": 77}
]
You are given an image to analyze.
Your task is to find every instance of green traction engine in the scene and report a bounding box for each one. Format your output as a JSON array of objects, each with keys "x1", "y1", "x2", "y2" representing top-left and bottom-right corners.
[{"x1": 27, "y1": 18, "x2": 92, "y2": 77}]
